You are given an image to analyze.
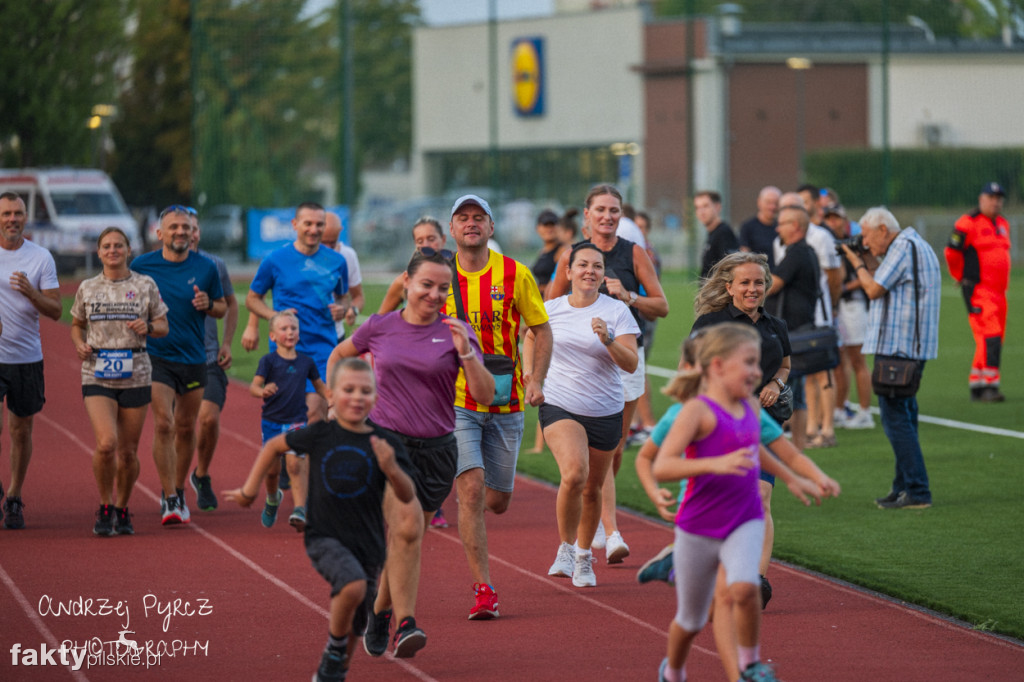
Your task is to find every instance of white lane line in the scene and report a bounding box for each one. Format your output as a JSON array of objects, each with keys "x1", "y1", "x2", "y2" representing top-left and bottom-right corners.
[
  {"x1": 36, "y1": 413, "x2": 440, "y2": 682},
  {"x1": 0, "y1": 562, "x2": 91, "y2": 681}
]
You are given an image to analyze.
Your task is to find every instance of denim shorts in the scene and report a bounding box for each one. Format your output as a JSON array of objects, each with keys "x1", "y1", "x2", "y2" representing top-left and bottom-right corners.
[{"x1": 454, "y1": 407, "x2": 525, "y2": 493}]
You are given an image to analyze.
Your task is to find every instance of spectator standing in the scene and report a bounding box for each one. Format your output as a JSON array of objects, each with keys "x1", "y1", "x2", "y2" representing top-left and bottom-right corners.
[
  {"x1": 945, "y1": 182, "x2": 1011, "y2": 402},
  {"x1": 130, "y1": 205, "x2": 227, "y2": 524},
  {"x1": 189, "y1": 214, "x2": 239, "y2": 511},
  {"x1": 739, "y1": 186, "x2": 781, "y2": 267},
  {"x1": 447, "y1": 194, "x2": 551, "y2": 618},
  {"x1": 530, "y1": 208, "x2": 562, "y2": 297},
  {"x1": 697, "y1": 190, "x2": 740, "y2": 279},
  {"x1": 0, "y1": 193, "x2": 63, "y2": 529},
  {"x1": 842, "y1": 207, "x2": 940, "y2": 510}
]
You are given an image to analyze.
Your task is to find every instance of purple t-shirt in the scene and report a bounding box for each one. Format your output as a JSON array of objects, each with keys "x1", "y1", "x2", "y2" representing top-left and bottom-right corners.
[
  {"x1": 350, "y1": 311, "x2": 482, "y2": 439},
  {"x1": 675, "y1": 396, "x2": 763, "y2": 539}
]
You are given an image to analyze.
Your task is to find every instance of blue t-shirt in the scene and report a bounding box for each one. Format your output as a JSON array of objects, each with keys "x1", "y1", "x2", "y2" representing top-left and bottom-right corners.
[
  {"x1": 256, "y1": 351, "x2": 321, "y2": 423},
  {"x1": 131, "y1": 250, "x2": 224, "y2": 364},
  {"x1": 249, "y1": 244, "x2": 348, "y2": 364}
]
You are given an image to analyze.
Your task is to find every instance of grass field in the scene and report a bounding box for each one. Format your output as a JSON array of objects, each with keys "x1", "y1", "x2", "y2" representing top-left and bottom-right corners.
[{"x1": 62, "y1": 260, "x2": 1024, "y2": 640}]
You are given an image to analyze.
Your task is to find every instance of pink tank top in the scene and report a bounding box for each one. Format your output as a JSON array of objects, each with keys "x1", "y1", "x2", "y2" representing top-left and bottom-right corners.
[{"x1": 675, "y1": 396, "x2": 763, "y2": 539}]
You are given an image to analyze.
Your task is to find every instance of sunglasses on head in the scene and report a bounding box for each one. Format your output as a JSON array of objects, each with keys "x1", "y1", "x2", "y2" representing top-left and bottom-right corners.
[
  {"x1": 419, "y1": 246, "x2": 454, "y2": 261},
  {"x1": 159, "y1": 204, "x2": 197, "y2": 219}
]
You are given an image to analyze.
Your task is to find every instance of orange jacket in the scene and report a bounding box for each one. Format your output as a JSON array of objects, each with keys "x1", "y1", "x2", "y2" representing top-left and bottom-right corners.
[{"x1": 945, "y1": 210, "x2": 1011, "y2": 292}]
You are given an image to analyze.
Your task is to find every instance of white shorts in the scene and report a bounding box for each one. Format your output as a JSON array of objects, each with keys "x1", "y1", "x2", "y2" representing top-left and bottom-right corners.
[
  {"x1": 619, "y1": 349, "x2": 646, "y2": 402},
  {"x1": 837, "y1": 298, "x2": 869, "y2": 347}
]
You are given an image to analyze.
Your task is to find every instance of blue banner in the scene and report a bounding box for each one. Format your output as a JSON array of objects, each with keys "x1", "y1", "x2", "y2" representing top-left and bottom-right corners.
[{"x1": 246, "y1": 205, "x2": 349, "y2": 260}]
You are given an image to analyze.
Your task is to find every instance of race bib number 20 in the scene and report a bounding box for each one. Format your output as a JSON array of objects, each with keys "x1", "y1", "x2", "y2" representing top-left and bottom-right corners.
[{"x1": 95, "y1": 349, "x2": 134, "y2": 379}]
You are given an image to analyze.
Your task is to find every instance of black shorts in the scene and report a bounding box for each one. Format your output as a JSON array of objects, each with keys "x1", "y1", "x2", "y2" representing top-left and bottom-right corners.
[
  {"x1": 539, "y1": 403, "x2": 623, "y2": 451},
  {"x1": 202, "y1": 363, "x2": 228, "y2": 408},
  {"x1": 305, "y1": 535, "x2": 377, "y2": 635},
  {"x1": 150, "y1": 356, "x2": 207, "y2": 395},
  {"x1": 82, "y1": 384, "x2": 151, "y2": 409},
  {"x1": 0, "y1": 361, "x2": 45, "y2": 418},
  {"x1": 396, "y1": 432, "x2": 457, "y2": 514}
]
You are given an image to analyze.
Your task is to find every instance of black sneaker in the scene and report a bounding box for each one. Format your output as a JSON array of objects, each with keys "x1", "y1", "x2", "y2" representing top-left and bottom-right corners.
[
  {"x1": 190, "y1": 469, "x2": 218, "y2": 511},
  {"x1": 877, "y1": 491, "x2": 931, "y2": 510},
  {"x1": 759, "y1": 574, "x2": 772, "y2": 610},
  {"x1": 93, "y1": 504, "x2": 116, "y2": 536},
  {"x1": 362, "y1": 608, "x2": 391, "y2": 657},
  {"x1": 874, "y1": 490, "x2": 899, "y2": 506},
  {"x1": 115, "y1": 507, "x2": 135, "y2": 535},
  {"x1": 392, "y1": 617, "x2": 426, "y2": 658},
  {"x1": 3, "y1": 496, "x2": 25, "y2": 530},
  {"x1": 313, "y1": 644, "x2": 348, "y2": 682}
]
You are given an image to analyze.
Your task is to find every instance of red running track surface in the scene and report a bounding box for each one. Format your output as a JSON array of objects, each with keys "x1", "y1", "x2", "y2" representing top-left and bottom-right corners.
[{"x1": 0, "y1": 318, "x2": 1021, "y2": 681}]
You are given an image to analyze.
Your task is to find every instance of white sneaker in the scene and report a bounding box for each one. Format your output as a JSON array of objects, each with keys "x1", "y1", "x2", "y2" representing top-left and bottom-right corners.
[
  {"x1": 177, "y1": 495, "x2": 191, "y2": 524},
  {"x1": 548, "y1": 542, "x2": 575, "y2": 578},
  {"x1": 833, "y1": 407, "x2": 849, "y2": 428},
  {"x1": 605, "y1": 531, "x2": 630, "y2": 564},
  {"x1": 844, "y1": 408, "x2": 874, "y2": 429},
  {"x1": 591, "y1": 521, "x2": 607, "y2": 550},
  {"x1": 572, "y1": 550, "x2": 596, "y2": 588},
  {"x1": 161, "y1": 495, "x2": 182, "y2": 526}
]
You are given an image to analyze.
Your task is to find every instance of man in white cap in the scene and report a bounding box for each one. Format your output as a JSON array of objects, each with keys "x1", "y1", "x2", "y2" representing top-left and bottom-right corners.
[{"x1": 446, "y1": 194, "x2": 551, "y2": 620}]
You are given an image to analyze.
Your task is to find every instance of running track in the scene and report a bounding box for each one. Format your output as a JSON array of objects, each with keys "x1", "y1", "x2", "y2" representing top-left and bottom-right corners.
[{"x1": 1, "y1": 318, "x2": 1021, "y2": 681}]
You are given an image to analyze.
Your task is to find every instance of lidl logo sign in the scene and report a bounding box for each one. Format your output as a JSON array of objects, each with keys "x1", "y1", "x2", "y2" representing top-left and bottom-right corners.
[{"x1": 512, "y1": 37, "x2": 544, "y2": 117}]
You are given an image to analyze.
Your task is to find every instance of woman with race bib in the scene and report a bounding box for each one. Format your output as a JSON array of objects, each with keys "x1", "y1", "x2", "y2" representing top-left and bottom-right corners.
[{"x1": 71, "y1": 227, "x2": 168, "y2": 536}]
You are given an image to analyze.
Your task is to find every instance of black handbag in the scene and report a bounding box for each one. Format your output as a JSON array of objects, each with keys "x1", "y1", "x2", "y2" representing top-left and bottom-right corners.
[
  {"x1": 783, "y1": 258, "x2": 840, "y2": 378},
  {"x1": 871, "y1": 241, "x2": 923, "y2": 399},
  {"x1": 764, "y1": 382, "x2": 794, "y2": 423}
]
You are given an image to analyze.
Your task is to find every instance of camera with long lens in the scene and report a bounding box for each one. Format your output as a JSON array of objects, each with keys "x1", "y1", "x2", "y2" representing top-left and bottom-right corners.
[{"x1": 835, "y1": 234, "x2": 868, "y2": 255}]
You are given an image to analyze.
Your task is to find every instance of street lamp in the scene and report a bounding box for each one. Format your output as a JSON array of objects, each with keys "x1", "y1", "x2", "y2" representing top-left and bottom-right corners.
[
  {"x1": 87, "y1": 104, "x2": 118, "y2": 170},
  {"x1": 786, "y1": 58, "x2": 812, "y2": 183}
]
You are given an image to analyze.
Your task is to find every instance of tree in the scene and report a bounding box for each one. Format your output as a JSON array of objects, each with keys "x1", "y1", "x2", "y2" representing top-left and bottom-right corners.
[{"x1": 0, "y1": 1, "x2": 130, "y2": 167}]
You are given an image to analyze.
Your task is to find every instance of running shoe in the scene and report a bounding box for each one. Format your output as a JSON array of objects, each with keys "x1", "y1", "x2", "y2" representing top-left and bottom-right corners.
[
  {"x1": 843, "y1": 408, "x2": 874, "y2": 429},
  {"x1": 740, "y1": 661, "x2": 780, "y2": 681},
  {"x1": 289, "y1": 506, "x2": 307, "y2": 532},
  {"x1": 3, "y1": 495, "x2": 25, "y2": 529},
  {"x1": 572, "y1": 550, "x2": 596, "y2": 588},
  {"x1": 591, "y1": 520, "x2": 607, "y2": 549},
  {"x1": 637, "y1": 544, "x2": 675, "y2": 585},
  {"x1": 177, "y1": 493, "x2": 191, "y2": 524},
  {"x1": 605, "y1": 531, "x2": 630, "y2": 564},
  {"x1": 362, "y1": 608, "x2": 392, "y2": 657},
  {"x1": 760, "y1": 574, "x2": 773, "y2": 610},
  {"x1": 548, "y1": 542, "x2": 575, "y2": 578},
  {"x1": 876, "y1": 491, "x2": 931, "y2": 510},
  {"x1": 392, "y1": 617, "x2": 426, "y2": 658},
  {"x1": 313, "y1": 644, "x2": 347, "y2": 682},
  {"x1": 468, "y1": 583, "x2": 499, "y2": 620},
  {"x1": 115, "y1": 507, "x2": 135, "y2": 535},
  {"x1": 190, "y1": 469, "x2": 218, "y2": 510},
  {"x1": 430, "y1": 508, "x2": 448, "y2": 528},
  {"x1": 161, "y1": 495, "x2": 182, "y2": 525},
  {"x1": 93, "y1": 504, "x2": 116, "y2": 536},
  {"x1": 658, "y1": 657, "x2": 670, "y2": 682},
  {"x1": 262, "y1": 489, "x2": 283, "y2": 528}
]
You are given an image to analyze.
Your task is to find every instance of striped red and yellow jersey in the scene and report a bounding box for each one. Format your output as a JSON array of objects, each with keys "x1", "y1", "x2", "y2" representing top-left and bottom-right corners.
[{"x1": 446, "y1": 250, "x2": 548, "y2": 413}]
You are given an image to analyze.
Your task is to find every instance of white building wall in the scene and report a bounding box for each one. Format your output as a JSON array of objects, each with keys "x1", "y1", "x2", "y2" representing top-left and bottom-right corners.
[{"x1": 413, "y1": 7, "x2": 645, "y2": 194}]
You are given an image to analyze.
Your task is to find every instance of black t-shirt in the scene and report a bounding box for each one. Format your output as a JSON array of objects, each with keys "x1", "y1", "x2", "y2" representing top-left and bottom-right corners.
[
  {"x1": 701, "y1": 222, "x2": 740, "y2": 279},
  {"x1": 531, "y1": 247, "x2": 558, "y2": 287},
  {"x1": 739, "y1": 216, "x2": 777, "y2": 267},
  {"x1": 584, "y1": 237, "x2": 646, "y2": 346},
  {"x1": 691, "y1": 304, "x2": 791, "y2": 394},
  {"x1": 286, "y1": 421, "x2": 414, "y2": 571},
  {"x1": 766, "y1": 239, "x2": 819, "y2": 331}
]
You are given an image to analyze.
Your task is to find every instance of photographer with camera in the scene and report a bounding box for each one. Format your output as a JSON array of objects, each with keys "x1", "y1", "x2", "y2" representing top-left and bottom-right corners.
[
  {"x1": 824, "y1": 204, "x2": 873, "y2": 430},
  {"x1": 840, "y1": 207, "x2": 940, "y2": 510}
]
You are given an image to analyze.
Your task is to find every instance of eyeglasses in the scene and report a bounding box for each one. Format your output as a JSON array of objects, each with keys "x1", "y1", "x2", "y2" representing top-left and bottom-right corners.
[
  {"x1": 159, "y1": 205, "x2": 197, "y2": 219},
  {"x1": 419, "y1": 246, "x2": 454, "y2": 261}
]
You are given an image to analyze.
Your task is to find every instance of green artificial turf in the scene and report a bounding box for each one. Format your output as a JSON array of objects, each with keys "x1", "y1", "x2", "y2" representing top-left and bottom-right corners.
[{"x1": 63, "y1": 264, "x2": 1024, "y2": 639}]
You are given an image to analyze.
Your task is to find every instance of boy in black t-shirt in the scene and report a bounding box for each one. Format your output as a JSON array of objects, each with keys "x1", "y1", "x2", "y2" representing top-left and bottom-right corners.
[{"x1": 226, "y1": 358, "x2": 416, "y2": 682}]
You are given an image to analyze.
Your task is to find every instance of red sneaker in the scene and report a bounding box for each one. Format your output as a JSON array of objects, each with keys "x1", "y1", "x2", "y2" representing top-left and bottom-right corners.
[{"x1": 468, "y1": 583, "x2": 499, "y2": 620}]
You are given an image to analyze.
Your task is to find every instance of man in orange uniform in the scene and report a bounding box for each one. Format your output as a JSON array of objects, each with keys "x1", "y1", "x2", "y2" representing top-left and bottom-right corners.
[{"x1": 945, "y1": 182, "x2": 1011, "y2": 402}]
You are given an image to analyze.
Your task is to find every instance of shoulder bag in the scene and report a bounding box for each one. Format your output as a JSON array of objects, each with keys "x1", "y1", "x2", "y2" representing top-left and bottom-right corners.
[
  {"x1": 450, "y1": 272, "x2": 516, "y2": 406},
  {"x1": 871, "y1": 241, "x2": 923, "y2": 398}
]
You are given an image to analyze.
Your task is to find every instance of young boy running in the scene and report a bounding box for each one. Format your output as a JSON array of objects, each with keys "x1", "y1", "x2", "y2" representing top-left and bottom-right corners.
[
  {"x1": 249, "y1": 312, "x2": 329, "y2": 530},
  {"x1": 225, "y1": 358, "x2": 416, "y2": 682}
]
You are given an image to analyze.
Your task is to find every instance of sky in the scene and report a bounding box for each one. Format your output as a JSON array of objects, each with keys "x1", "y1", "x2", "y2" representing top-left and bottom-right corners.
[{"x1": 420, "y1": 0, "x2": 553, "y2": 25}]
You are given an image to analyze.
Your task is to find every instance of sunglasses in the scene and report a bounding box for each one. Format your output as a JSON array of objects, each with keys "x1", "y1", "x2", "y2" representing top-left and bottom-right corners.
[
  {"x1": 159, "y1": 204, "x2": 197, "y2": 218},
  {"x1": 419, "y1": 246, "x2": 454, "y2": 261}
]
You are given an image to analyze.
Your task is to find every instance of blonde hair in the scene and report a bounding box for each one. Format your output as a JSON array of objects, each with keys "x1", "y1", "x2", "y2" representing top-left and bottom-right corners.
[
  {"x1": 662, "y1": 329, "x2": 708, "y2": 402},
  {"x1": 694, "y1": 252, "x2": 771, "y2": 317},
  {"x1": 269, "y1": 311, "x2": 300, "y2": 333}
]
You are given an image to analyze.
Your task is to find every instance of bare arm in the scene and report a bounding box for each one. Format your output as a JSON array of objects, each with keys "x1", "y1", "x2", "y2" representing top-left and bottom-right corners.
[
  {"x1": 217, "y1": 293, "x2": 239, "y2": 368},
  {"x1": 344, "y1": 284, "x2": 365, "y2": 325},
  {"x1": 325, "y1": 338, "x2": 360, "y2": 389},
  {"x1": 544, "y1": 249, "x2": 572, "y2": 301},
  {"x1": 222, "y1": 434, "x2": 291, "y2": 506},
  {"x1": 372, "y1": 436, "x2": 416, "y2": 504},
  {"x1": 524, "y1": 321, "x2": 552, "y2": 406},
  {"x1": 630, "y1": 244, "x2": 669, "y2": 319},
  {"x1": 443, "y1": 318, "x2": 495, "y2": 405},
  {"x1": 378, "y1": 275, "x2": 406, "y2": 314},
  {"x1": 635, "y1": 437, "x2": 677, "y2": 522}
]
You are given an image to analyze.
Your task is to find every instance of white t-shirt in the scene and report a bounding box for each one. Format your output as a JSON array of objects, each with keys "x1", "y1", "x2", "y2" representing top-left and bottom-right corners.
[
  {"x1": 616, "y1": 216, "x2": 648, "y2": 250},
  {"x1": 543, "y1": 293, "x2": 640, "y2": 417},
  {"x1": 333, "y1": 242, "x2": 363, "y2": 340},
  {"x1": 0, "y1": 239, "x2": 59, "y2": 363},
  {"x1": 773, "y1": 223, "x2": 840, "y2": 326}
]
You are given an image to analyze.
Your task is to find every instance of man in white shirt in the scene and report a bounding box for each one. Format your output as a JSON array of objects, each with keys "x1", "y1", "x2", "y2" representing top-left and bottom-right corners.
[{"x1": 322, "y1": 211, "x2": 364, "y2": 343}]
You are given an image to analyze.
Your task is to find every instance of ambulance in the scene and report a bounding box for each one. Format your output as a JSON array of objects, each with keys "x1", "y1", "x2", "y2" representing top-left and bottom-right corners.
[{"x1": 0, "y1": 168, "x2": 141, "y2": 272}]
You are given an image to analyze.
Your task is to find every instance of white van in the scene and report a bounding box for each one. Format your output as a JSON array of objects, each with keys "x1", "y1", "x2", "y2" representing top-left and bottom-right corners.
[{"x1": 0, "y1": 168, "x2": 141, "y2": 273}]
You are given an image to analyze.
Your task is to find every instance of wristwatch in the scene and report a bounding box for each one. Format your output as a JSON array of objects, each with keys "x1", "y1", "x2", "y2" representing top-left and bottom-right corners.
[
  {"x1": 603, "y1": 331, "x2": 616, "y2": 346},
  {"x1": 773, "y1": 377, "x2": 785, "y2": 390},
  {"x1": 627, "y1": 291, "x2": 638, "y2": 306}
]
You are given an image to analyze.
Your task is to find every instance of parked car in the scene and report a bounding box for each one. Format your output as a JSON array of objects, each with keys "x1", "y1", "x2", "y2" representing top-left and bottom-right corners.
[{"x1": 198, "y1": 204, "x2": 245, "y2": 252}]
